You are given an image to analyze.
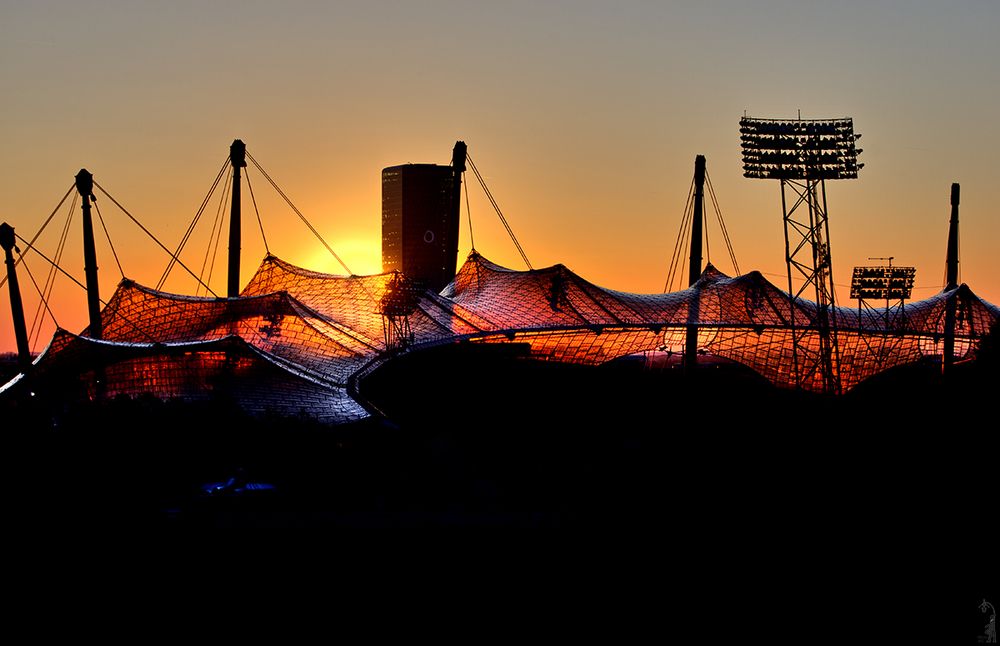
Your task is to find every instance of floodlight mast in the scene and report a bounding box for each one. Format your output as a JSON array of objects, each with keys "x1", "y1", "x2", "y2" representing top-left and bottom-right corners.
[
  {"x1": 740, "y1": 116, "x2": 863, "y2": 394},
  {"x1": 850, "y1": 263, "x2": 916, "y2": 341},
  {"x1": 860, "y1": 257, "x2": 913, "y2": 319}
]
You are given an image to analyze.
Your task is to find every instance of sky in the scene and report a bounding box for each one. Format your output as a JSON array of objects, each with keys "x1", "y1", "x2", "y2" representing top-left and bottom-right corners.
[{"x1": 1, "y1": 0, "x2": 998, "y2": 353}]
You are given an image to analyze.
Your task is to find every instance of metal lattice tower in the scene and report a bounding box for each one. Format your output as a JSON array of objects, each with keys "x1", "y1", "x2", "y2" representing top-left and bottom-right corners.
[
  {"x1": 850, "y1": 259, "x2": 916, "y2": 373},
  {"x1": 851, "y1": 259, "x2": 916, "y2": 330},
  {"x1": 740, "y1": 115, "x2": 863, "y2": 394},
  {"x1": 380, "y1": 271, "x2": 417, "y2": 352}
]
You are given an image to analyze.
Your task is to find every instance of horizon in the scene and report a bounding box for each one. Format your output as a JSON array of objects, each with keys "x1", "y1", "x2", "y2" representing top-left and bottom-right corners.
[{"x1": 2, "y1": 1, "x2": 998, "y2": 353}]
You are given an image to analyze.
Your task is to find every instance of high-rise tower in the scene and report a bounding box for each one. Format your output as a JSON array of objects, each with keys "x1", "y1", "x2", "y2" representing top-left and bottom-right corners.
[{"x1": 381, "y1": 142, "x2": 466, "y2": 293}]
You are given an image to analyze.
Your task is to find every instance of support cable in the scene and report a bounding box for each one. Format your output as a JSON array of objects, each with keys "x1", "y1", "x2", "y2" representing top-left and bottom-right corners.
[
  {"x1": 158, "y1": 160, "x2": 227, "y2": 289},
  {"x1": 94, "y1": 180, "x2": 218, "y2": 296},
  {"x1": 245, "y1": 169, "x2": 270, "y2": 256},
  {"x1": 246, "y1": 151, "x2": 353, "y2": 276},
  {"x1": 678, "y1": 216, "x2": 691, "y2": 291},
  {"x1": 464, "y1": 171, "x2": 475, "y2": 252},
  {"x1": 94, "y1": 201, "x2": 125, "y2": 279},
  {"x1": 245, "y1": 150, "x2": 379, "y2": 309},
  {"x1": 703, "y1": 200, "x2": 711, "y2": 266},
  {"x1": 663, "y1": 179, "x2": 694, "y2": 293},
  {"x1": 20, "y1": 258, "x2": 60, "y2": 351},
  {"x1": 197, "y1": 169, "x2": 231, "y2": 296},
  {"x1": 154, "y1": 156, "x2": 228, "y2": 290},
  {"x1": 204, "y1": 189, "x2": 227, "y2": 297},
  {"x1": 706, "y1": 170, "x2": 740, "y2": 276},
  {"x1": 15, "y1": 233, "x2": 159, "y2": 344},
  {"x1": 16, "y1": 233, "x2": 90, "y2": 293},
  {"x1": 0, "y1": 183, "x2": 75, "y2": 290},
  {"x1": 30, "y1": 193, "x2": 76, "y2": 347},
  {"x1": 466, "y1": 154, "x2": 532, "y2": 270},
  {"x1": 664, "y1": 177, "x2": 695, "y2": 292}
]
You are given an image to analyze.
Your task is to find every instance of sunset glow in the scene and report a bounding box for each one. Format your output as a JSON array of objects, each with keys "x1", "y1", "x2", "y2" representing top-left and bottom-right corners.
[{"x1": 2, "y1": 1, "x2": 998, "y2": 353}]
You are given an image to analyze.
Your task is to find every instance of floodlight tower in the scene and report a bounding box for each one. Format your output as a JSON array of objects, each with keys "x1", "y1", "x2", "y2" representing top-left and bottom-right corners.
[
  {"x1": 849, "y1": 258, "x2": 915, "y2": 377},
  {"x1": 740, "y1": 115, "x2": 863, "y2": 394},
  {"x1": 850, "y1": 258, "x2": 916, "y2": 331}
]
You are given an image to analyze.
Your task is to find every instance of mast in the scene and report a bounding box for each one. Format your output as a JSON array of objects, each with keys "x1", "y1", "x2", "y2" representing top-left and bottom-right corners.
[
  {"x1": 449, "y1": 141, "x2": 467, "y2": 283},
  {"x1": 228, "y1": 139, "x2": 246, "y2": 297},
  {"x1": 0, "y1": 222, "x2": 31, "y2": 368},
  {"x1": 688, "y1": 155, "x2": 706, "y2": 286},
  {"x1": 945, "y1": 183, "x2": 960, "y2": 290},
  {"x1": 76, "y1": 169, "x2": 102, "y2": 339},
  {"x1": 942, "y1": 183, "x2": 960, "y2": 374},
  {"x1": 685, "y1": 155, "x2": 706, "y2": 374}
]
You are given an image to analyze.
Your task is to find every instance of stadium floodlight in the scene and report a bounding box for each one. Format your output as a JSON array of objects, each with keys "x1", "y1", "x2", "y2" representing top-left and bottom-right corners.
[
  {"x1": 739, "y1": 114, "x2": 864, "y2": 395},
  {"x1": 850, "y1": 266, "x2": 916, "y2": 301},
  {"x1": 740, "y1": 117, "x2": 862, "y2": 180}
]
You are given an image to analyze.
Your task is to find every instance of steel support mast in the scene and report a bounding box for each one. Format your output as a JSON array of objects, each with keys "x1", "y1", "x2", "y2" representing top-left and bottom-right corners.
[
  {"x1": 76, "y1": 169, "x2": 103, "y2": 339},
  {"x1": 0, "y1": 222, "x2": 31, "y2": 368},
  {"x1": 685, "y1": 155, "x2": 706, "y2": 374},
  {"x1": 942, "y1": 182, "x2": 960, "y2": 374},
  {"x1": 228, "y1": 139, "x2": 246, "y2": 297}
]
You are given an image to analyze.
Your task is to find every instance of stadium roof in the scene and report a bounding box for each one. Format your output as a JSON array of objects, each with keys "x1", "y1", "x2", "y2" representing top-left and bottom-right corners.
[{"x1": 4, "y1": 252, "x2": 997, "y2": 423}]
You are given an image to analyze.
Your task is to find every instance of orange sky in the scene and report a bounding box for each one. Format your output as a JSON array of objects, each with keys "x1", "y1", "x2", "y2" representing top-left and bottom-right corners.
[{"x1": 1, "y1": 1, "x2": 998, "y2": 353}]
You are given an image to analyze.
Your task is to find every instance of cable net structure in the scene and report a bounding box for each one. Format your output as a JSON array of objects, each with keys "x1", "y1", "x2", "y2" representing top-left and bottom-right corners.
[
  {"x1": 446, "y1": 253, "x2": 998, "y2": 391},
  {"x1": 4, "y1": 251, "x2": 998, "y2": 424},
  {"x1": 240, "y1": 255, "x2": 488, "y2": 346}
]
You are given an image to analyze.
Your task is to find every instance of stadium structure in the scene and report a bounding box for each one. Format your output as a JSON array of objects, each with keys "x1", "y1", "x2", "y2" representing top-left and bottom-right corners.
[{"x1": 2, "y1": 132, "x2": 997, "y2": 425}]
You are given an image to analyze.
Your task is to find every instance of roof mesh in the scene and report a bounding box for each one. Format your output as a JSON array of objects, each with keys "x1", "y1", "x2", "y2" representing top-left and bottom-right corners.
[{"x1": 8, "y1": 252, "x2": 997, "y2": 422}]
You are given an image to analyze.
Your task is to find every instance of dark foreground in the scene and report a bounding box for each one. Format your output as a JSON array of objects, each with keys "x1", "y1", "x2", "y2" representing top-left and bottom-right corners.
[
  {"x1": 3, "y1": 343, "x2": 996, "y2": 638},
  {"x1": 4, "y1": 342, "x2": 996, "y2": 530}
]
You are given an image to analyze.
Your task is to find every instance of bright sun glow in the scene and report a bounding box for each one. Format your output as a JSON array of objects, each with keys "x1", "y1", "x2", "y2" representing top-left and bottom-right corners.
[{"x1": 302, "y1": 238, "x2": 382, "y2": 276}]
